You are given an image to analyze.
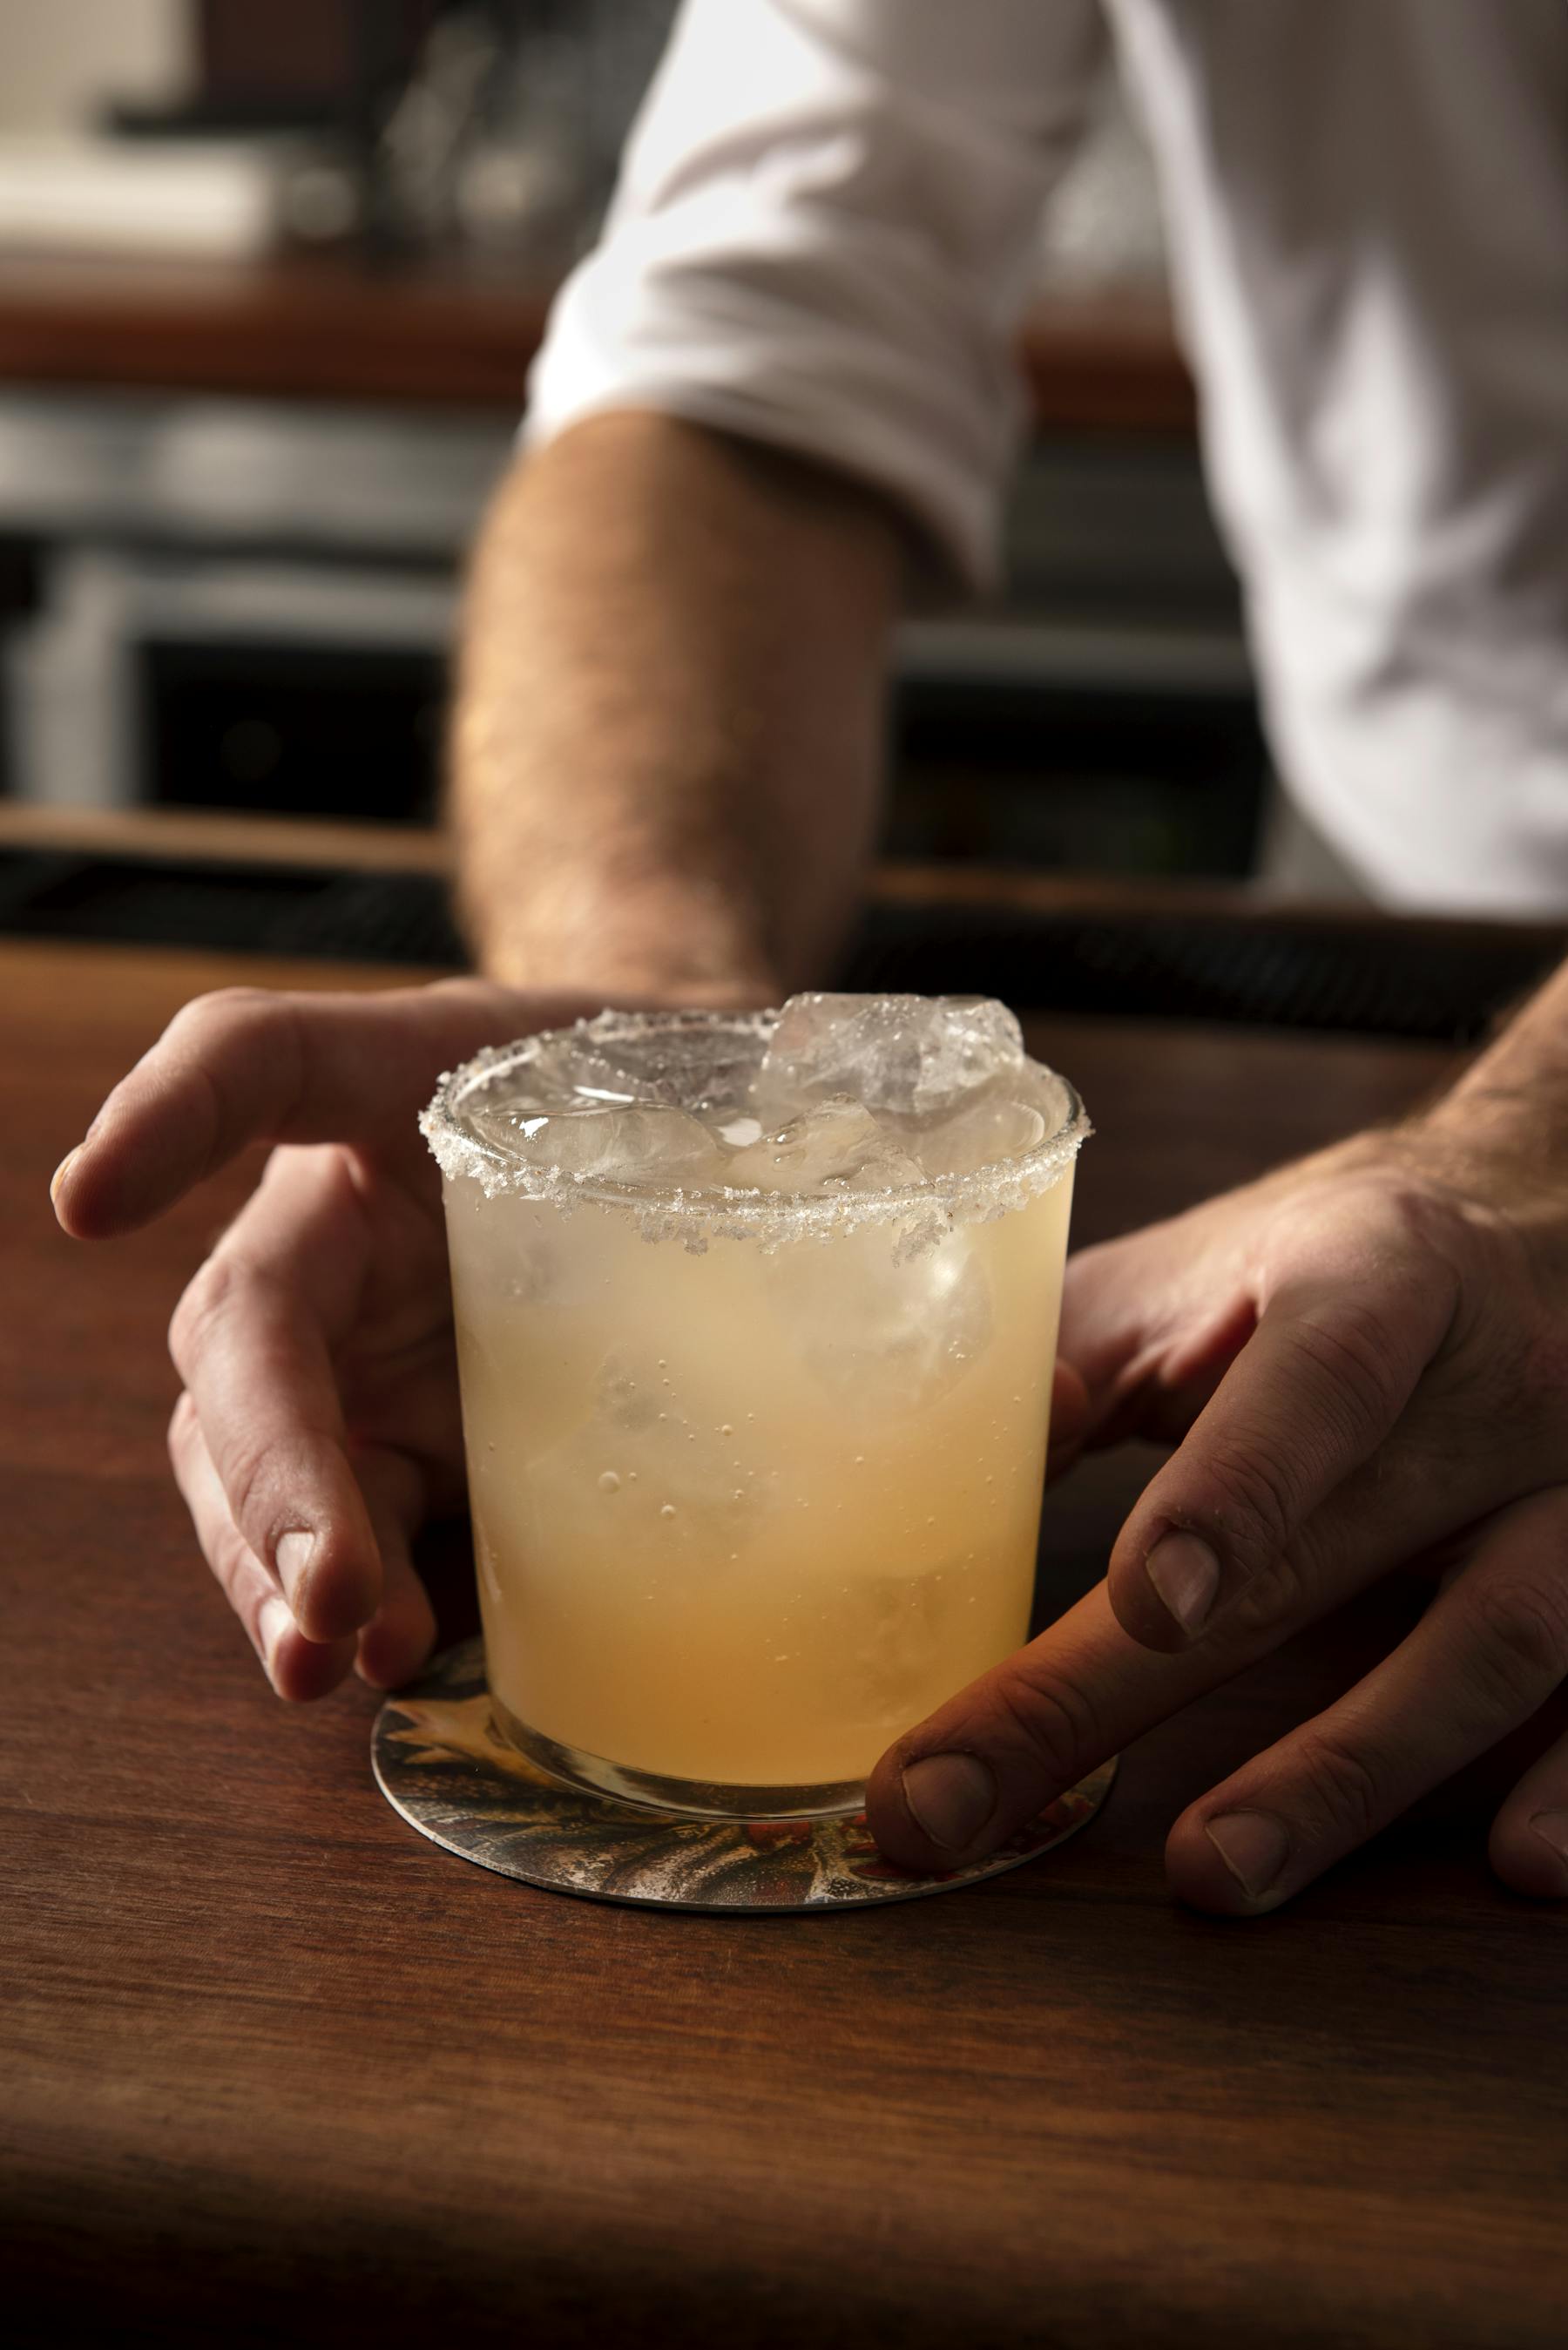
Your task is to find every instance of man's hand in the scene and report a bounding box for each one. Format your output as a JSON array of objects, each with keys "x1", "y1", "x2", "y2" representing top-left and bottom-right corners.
[
  {"x1": 867, "y1": 1114, "x2": 1568, "y2": 1912},
  {"x1": 50, "y1": 979, "x2": 641, "y2": 1699}
]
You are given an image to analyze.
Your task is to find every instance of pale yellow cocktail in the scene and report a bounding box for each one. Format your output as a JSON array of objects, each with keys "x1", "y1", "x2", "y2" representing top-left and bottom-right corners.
[{"x1": 422, "y1": 994, "x2": 1087, "y2": 1817}]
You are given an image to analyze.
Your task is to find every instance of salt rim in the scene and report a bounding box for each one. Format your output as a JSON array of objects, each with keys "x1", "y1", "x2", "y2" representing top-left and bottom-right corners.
[{"x1": 419, "y1": 1006, "x2": 1090, "y2": 1249}]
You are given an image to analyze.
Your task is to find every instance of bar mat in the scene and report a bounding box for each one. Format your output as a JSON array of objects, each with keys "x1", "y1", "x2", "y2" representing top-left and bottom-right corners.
[{"x1": 373, "y1": 1637, "x2": 1116, "y2": 1915}]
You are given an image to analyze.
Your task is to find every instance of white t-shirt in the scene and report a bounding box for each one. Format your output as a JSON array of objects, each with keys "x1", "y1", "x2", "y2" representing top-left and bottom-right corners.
[{"x1": 527, "y1": 0, "x2": 1568, "y2": 916}]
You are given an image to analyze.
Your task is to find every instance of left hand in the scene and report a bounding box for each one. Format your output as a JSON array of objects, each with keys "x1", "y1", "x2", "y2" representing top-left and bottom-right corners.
[{"x1": 866, "y1": 1116, "x2": 1568, "y2": 1911}]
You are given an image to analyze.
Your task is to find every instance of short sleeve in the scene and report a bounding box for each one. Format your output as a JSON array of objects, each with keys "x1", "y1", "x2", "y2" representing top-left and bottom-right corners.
[{"x1": 524, "y1": 0, "x2": 1106, "y2": 593}]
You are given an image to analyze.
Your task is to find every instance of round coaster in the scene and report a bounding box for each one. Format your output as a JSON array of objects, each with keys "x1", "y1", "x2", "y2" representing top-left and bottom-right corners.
[{"x1": 373, "y1": 1638, "x2": 1117, "y2": 1914}]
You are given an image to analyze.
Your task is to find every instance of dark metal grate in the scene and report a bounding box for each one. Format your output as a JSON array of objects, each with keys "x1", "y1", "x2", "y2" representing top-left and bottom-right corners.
[
  {"x1": 841, "y1": 901, "x2": 1562, "y2": 1046},
  {"x1": 3, "y1": 846, "x2": 1560, "y2": 1046}
]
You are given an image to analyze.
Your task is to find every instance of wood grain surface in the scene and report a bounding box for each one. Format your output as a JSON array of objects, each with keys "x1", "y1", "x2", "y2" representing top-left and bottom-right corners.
[{"x1": 4, "y1": 938, "x2": 1565, "y2": 2347}]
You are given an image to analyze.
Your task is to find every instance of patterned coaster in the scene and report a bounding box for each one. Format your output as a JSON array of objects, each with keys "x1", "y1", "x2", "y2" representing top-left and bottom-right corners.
[{"x1": 373, "y1": 1638, "x2": 1116, "y2": 1914}]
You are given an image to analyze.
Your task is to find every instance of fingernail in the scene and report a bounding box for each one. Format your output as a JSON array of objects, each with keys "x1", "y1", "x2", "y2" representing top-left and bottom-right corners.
[
  {"x1": 902, "y1": 1752, "x2": 997, "y2": 1852},
  {"x1": 1530, "y1": 1811, "x2": 1568, "y2": 1862},
  {"x1": 1206, "y1": 1810, "x2": 1290, "y2": 1900},
  {"x1": 50, "y1": 1146, "x2": 82, "y2": 1207},
  {"x1": 1147, "y1": 1529, "x2": 1220, "y2": 1634},
  {"x1": 257, "y1": 1595, "x2": 294, "y2": 1683},
  {"x1": 275, "y1": 1530, "x2": 315, "y2": 1610}
]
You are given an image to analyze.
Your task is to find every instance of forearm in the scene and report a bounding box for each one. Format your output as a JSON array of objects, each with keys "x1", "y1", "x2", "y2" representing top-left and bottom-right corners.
[
  {"x1": 1416, "y1": 953, "x2": 1568, "y2": 1184},
  {"x1": 449, "y1": 410, "x2": 902, "y2": 1001}
]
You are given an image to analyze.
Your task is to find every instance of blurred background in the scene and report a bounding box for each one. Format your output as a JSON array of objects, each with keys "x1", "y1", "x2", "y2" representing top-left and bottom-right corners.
[{"x1": 0, "y1": 1, "x2": 1558, "y2": 1035}]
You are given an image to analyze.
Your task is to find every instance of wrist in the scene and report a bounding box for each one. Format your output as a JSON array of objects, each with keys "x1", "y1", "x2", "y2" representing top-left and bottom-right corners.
[
  {"x1": 1406, "y1": 958, "x2": 1568, "y2": 1182},
  {"x1": 483, "y1": 958, "x2": 780, "y2": 1012},
  {"x1": 1407, "y1": 1082, "x2": 1565, "y2": 1200},
  {"x1": 469, "y1": 885, "x2": 782, "y2": 1010}
]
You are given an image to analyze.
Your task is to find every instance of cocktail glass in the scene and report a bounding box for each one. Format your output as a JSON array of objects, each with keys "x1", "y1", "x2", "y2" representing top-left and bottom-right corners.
[{"x1": 421, "y1": 998, "x2": 1087, "y2": 1819}]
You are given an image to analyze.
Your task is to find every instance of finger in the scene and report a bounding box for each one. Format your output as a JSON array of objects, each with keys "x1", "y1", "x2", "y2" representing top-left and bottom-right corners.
[
  {"x1": 868, "y1": 1388, "x2": 1503, "y2": 1876},
  {"x1": 866, "y1": 1576, "x2": 1242, "y2": 1873},
  {"x1": 1108, "y1": 1243, "x2": 1457, "y2": 1651},
  {"x1": 1166, "y1": 1490, "x2": 1568, "y2": 1914},
  {"x1": 168, "y1": 1146, "x2": 382, "y2": 1641},
  {"x1": 1490, "y1": 1728, "x2": 1568, "y2": 1900},
  {"x1": 1487, "y1": 1504, "x2": 1568, "y2": 1897},
  {"x1": 1058, "y1": 1223, "x2": 1258, "y2": 1446},
  {"x1": 51, "y1": 975, "x2": 552, "y2": 1238},
  {"x1": 1044, "y1": 1357, "x2": 1091, "y2": 1480},
  {"x1": 353, "y1": 1446, "x2": 438, "y2": 1690},
  {"x1": 168, "y1": 1393, "x2": 358, "y2": 1700}
]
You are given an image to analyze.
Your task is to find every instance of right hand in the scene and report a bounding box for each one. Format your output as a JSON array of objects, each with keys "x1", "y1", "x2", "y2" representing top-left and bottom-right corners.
[{"x1": 50, "y1": 979, "x2": 607, "y2": 1699}]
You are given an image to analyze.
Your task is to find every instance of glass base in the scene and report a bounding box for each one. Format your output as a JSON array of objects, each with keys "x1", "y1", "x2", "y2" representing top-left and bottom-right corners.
[{"x1": 490, "y1": 1698, "x2": 867, "y2": 1822}]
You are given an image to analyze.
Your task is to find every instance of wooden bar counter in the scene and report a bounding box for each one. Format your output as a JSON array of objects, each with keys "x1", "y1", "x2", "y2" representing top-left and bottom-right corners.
[
  {"x1": 0, "y1": 251, "x2": 1194, "y2": 433},
  {"x1": 4, "y1": 937, "x2": 1565, "y2": 2346}
]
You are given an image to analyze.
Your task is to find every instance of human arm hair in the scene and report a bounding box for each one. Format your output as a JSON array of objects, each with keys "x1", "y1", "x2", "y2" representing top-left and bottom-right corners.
[{"x1": 449, "y1": 409, "x2": 904, "y2": 1001}]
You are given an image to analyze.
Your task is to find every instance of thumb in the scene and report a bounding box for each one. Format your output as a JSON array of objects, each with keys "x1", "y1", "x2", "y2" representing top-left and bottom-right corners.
[{"x1": 864, "y1": 1581, "x2": 1216, "y2": 1873}]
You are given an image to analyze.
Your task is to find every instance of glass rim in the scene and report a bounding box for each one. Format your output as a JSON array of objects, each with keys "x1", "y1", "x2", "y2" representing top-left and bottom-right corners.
[{"x1": 420, "y1": 1006, "x2": 1090, "y2": 1236}]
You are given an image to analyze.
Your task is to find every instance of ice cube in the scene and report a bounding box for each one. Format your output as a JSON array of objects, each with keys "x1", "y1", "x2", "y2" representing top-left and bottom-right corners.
[
  {"x1": 766, "y1": 1223, "x2": 993, "y2": 1413},
  {"x1": 721, "y1": 1096, "x2": 927, "y2": 1195},
  {"x1": 495, "y1": 1021, "x2": 763, "y2": 1117},
  {"x1": 907, "y1": 1088, "x2": 1046, "y2": 1181},
  {"x1": 819, "y1": 1560, "x2": 962, "y2": 1736},
  {"x1": 473, "y1": 1101, "x2": 727, "y2": 1188},
  {"x1": 504, "y1": 1034, "x2": 644, "y2": 1108},
  {"x1": 604, "y1": 1024, "x2": 762, "y2": 1112},
  {"x1": 520, "y1": 1350, "x2": 778, "y2": 1568},
  {"x1": 594, "y1": 1352, "x2": 665, "y2": 1432},
  {"x1": 756, "y1": 992, "x2": 1024, "y2": 1121},
  {"x1": 581, "y1": 1027, "x2": 759, "y2": 1113}
]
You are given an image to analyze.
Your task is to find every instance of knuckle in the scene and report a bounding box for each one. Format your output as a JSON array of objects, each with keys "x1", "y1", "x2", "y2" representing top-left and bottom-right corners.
[
  {"x1": 1294, "y1": 1728, "x2": 1385, "y2": 1843},
  {"x1": 166, "y1": 990, "x2": 301, "y2": 1175},
  {"x1": 1378, "y1": 1175, "x2": 1463, "y2": 1255},
  {"x1": 172, "y1": 985, "x2": 276, "y2": 1043},
  {"x1": 1288, "y1": 1305, "x2": 1403, "y2": 1438},
  {"x1": 1471, "y1": 1574, "x2": 1568, "y2": 1703},
  {"x1": 987, "y1": 1658, "x2": 1098, "y2": 1789},
  {"x1": 1293, "y1": 1170, "x2": 1466, "y2": 1307},
  {"x1": 1222, "y1": 1543, "x2": 1314, "y2": 1642},
  {"x1": 1197, "y1": 1439, "x2": 1301, "y2": 1568},
  {"x1": 169, "y1": 1248, "x2": 293, "y2": 1378},
  {"x1": 423, "y1": 976, "x2": 491, "y2": 1012},
  {"x1": 167, "y1": 1252, "x2": 244, "y2": 1372},
  {"x1": 219, "y1": 1432, "x2": 276, "y2": 1546},
  {"x1": 1327, "y1": 1168, "x2": 1465, "y2": 1268},
  {"x1": 166, "y1": 1389, "x2": 199, "y2": 1462}
]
